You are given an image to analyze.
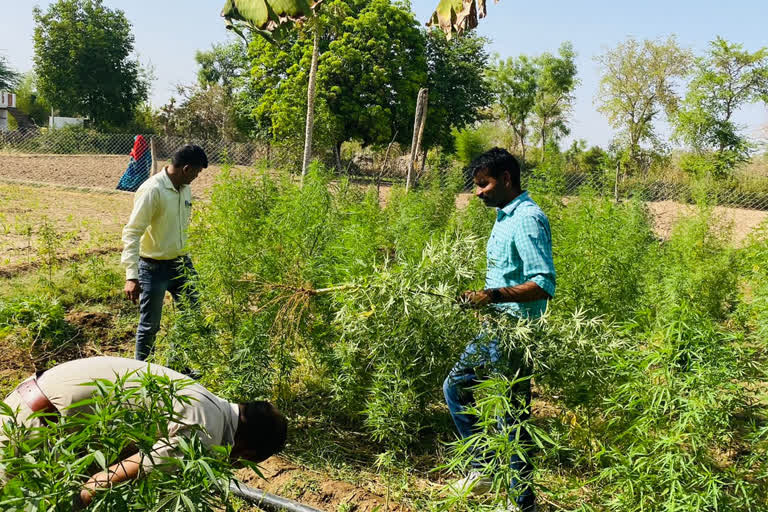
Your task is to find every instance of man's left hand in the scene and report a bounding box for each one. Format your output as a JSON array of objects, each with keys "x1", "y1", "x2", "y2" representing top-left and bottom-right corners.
[{"x1": 458, "y1": 290, "x2": 492, "y2": 308}]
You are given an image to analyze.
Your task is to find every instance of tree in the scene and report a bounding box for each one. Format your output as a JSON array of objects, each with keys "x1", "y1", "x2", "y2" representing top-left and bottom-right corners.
[
  {"x1": 222, "y1": 0, "x2": 323, "y2": 177},
  {"x1": 237, "y1": 0, "x2": 427, "y2": 167},
  {"x1": 595, "y1": 37, "x2": 692, "y2": 174},
  {"x1": 13, "y1": 72, "x2": 50, "y2": 127},
  {"x1": 423, "y1": 29, "x2": 492, "y2": 151},
  {"x1": 675, "y1": 37, "x2": 768, "y2": 176},
  {"x1": 532, "y1": 42, "x2": 578, "y2": 158},
  {"x1": 487, "y1": 55, "x2": 538, "y2": 164},
  {"x1": 159, "y1": 85, "x2": 242, "y2": 142},
  {"x1": 33, "y1": 0, "x2": 149, "y2": 129},
  {"x1": 0, "y1": 54, "x2": 20, "y2": 91},
  {"x1": 195, "y1": 41, "x2": 249, "y2": 93}
]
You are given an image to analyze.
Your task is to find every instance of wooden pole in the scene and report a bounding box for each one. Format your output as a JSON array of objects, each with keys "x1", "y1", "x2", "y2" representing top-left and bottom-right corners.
[
  {"x1": 407, "y1": 88, "x2": 428, "y2": 192},
  {"x1": 301, "y1": 24, "x2": 321, "y2": 183},
  {"x1": 150, "y1": 136, "x2": 158, "y2": 175}
]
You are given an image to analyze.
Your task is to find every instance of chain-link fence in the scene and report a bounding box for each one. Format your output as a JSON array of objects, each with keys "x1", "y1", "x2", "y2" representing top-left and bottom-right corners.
[
  {"x1": 0, "y1": 130, "x2": 267, "y2": 165},
  {"x1": 2, "y1": 128, "x2": 768, "y2": 211}
]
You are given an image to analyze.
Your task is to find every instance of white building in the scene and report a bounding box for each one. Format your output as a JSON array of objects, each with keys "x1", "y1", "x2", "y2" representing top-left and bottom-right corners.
[{"x1": 0, "y1": 91, "x2": 16, "y2": 132}]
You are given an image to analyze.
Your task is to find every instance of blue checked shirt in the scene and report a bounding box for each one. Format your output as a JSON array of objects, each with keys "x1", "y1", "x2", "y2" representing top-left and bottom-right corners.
[{"x1": 485, "y1": 191, "x2": 556, "y2": 318}]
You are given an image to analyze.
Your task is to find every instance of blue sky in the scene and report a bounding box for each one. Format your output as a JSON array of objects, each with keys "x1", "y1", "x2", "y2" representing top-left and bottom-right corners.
[{"x1": 3, "y1": 0, "x2": 767, "y2": 146}]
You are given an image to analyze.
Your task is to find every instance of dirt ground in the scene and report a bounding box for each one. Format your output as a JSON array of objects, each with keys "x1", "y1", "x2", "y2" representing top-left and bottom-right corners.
[
  {"x1": 0, "y1": 154, "x2": 227, "y2": 195},
  {"x1": 646, "y1": 200, "x2": 767, "y2": 245},
  {"x1": 238, "y1": 458, "x2": 412, "y2": 512}
]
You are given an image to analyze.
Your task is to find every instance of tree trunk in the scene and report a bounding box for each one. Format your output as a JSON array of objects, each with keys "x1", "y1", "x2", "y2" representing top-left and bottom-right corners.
[
  {"x1": 407, "y1": 88, "x2": 429, "y2": 192},
  {"x1": 301, "y1": 25, "x2": 320, "y2": 182}
]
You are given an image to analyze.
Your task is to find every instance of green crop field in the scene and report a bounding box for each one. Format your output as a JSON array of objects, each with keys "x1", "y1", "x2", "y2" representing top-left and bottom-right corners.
[{"x1": 1, "y1": 166, "x2": 766, "y2": 511}]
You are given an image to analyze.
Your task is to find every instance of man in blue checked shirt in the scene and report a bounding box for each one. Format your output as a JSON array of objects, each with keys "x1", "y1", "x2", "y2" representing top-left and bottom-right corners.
[{"x1": 444, "y1": 148, "x2": 555, "y2": 512}]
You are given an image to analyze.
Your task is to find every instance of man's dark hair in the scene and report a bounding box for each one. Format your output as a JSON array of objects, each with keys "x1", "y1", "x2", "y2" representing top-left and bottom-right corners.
[
  {"x1": 171, "y1": 145, "x2": 208, "y2": 168},
  {"x1": 468, "y1": 147, "x2": 521, "y2": 188},
  {"x1": 236, "y1": 401, "x2": 287, "y2": 462}
]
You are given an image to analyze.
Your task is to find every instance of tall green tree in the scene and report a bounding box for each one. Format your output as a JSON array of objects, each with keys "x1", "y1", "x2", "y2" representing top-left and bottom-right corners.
[
  {"x1": 238, "y1": 0, "x2": 427, "y2": 165},
  {"x1": 675, "y1": 37, "x2": 768, "y2": 176},
  {"x1": 595, "y1": 37, "x2": 692, "y2": 173},
  {"x1": 486, "y1": 55, "x2": 538, "y2": 164},
  {"x1": 319, "y1": 0, "x2": 426, "y2": 159},
  {"x1": 32, "y1": 0, "x2": 149, "y2": 129},
  {"x1": 0, "y1": 54, "x2": 20, "y2": 91},
  {"x1": 532, "y1": 42, "x2": 578, "y2": 158},
  {"x1": 423, "y1": 29, "x2": 492, "y2": 151}
]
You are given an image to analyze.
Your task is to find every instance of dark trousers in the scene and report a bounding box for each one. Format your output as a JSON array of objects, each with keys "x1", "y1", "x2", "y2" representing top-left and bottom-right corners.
[
  {"x1": 442, "y1": 333, "x2": 535, "y2": 510},
  {"x1": 135, "y1": 256, "x2": 198, "y2": 361}
]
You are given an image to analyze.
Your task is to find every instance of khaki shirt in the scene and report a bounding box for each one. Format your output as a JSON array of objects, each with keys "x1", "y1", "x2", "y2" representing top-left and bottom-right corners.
[
  {"x1": 121, "y1": 169, "x2": 193, "y2": 280},
  {"x1": 3, "y1": 357, "x2": 238, "y2": 472}
]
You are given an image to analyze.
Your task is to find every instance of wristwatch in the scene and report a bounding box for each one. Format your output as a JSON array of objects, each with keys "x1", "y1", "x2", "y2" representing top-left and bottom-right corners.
[{"x1": 489, "y1": 288, "x2": 503, "y2": 303}]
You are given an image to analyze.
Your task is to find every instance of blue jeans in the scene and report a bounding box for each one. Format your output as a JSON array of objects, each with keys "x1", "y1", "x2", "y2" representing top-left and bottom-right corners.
[
  {"x1": 443, "y1": 334, "x2": 534, "y2": 510},
  {"x1": 135, "y1": 256, "x2": 198, "y2": 361}
]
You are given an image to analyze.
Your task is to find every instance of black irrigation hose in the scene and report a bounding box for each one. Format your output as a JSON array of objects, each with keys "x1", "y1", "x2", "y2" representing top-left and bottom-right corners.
[{"x1": 230, "y1": 480, "x2": 325, "y2": 512}]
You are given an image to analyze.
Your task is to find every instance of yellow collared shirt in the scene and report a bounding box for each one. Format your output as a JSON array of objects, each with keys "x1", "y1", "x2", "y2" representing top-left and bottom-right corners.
[{"x1": 121, "y1": 169, "x2": 193, "y2": 280}]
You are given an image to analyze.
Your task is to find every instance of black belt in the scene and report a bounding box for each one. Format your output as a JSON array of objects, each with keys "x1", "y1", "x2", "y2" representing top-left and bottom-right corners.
[{"x1": 140, "y1": 256, "x2": 183, "y2": 264}]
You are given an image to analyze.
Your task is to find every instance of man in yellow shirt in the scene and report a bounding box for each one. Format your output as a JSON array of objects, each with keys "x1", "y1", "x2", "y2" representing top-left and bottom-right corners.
[{"x1": 120, "y1": 145, "x2": 207, "y2": 362}]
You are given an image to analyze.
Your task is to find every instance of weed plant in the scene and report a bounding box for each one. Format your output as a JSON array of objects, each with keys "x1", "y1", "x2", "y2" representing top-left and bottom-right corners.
[
  {"x1": 3, "y1": 162, "x2": 767, "y2": 510},
  {"x1": 180, "y1": 164, "x2": 768, "y2": 510}
]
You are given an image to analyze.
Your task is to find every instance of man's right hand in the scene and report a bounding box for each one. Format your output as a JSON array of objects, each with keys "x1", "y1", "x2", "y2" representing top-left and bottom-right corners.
[{"x1": 124, "y1": 279, "x2": 141, "y2": 304}]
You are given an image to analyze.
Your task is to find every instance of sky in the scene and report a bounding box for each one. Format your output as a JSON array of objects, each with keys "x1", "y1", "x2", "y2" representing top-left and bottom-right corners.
[{"x1": 2, "y1": 0, "x2": 767, "y2": 147}]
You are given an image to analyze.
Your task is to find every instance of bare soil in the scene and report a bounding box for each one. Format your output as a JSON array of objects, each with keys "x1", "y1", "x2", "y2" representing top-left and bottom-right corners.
[
  {"x1": 238, "y1": 458, "x2": 411, "y2": 512},
  {"x1": 646, "y1": 200, "x2": 767, "y2": 246},
  {"x1": 0, "y1": 154, "x2": 229, "y2": 195}
]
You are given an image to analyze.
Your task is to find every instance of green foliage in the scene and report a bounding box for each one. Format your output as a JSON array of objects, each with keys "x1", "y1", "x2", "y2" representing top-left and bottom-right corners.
[
  {"x1": 33, "y1": 0, "x2": 149, "y2": 129},
  {"x1": 453, "y1": 126, "x2": 493, "y2": 166},
  {"x1": 319, "y1": 0, "x2": 426, "y2": 147},
  {"x1": 532, "y1": 42, "x2": 578, "y2": 155},
  {"x1": 423, "y1": 29, "x2": 492, "y2": 151},
  {"x1": 0, "y1": 54, "x2": 19, "y2": 91},
  {"x1": 221, "y1": 0, "x2": 315, "y2": 33},
  {"x1": 675, "y1": 37, "x2": 768, "y2": 177},
  {"x1": 0, "y1": 371, "x2": 235, "y2": 510},
  {"x1": 195, "y1": 40, "x2": 249, "y2": 92},
  {"x1": 487, "y1": 54, "x2": 538, "y2": 163},
  {"x1": 2, "y1": 126, "x2": 133, "y2": 154},
  {"x1": 550, "y1": 195, "x2": 655, "y2": 320},
  {"x1": 7, "y1": 160, "x2": 768, "y2": 509},
  {"x1": 239, "y1": 0, "x2": 428, "y2": 154},
  {"x1": 162, "y1": 84, "x2": 243, "y2": 142},
  {"x1": 0, "y1": 297, "x2": 71, "y2": 347},
  {"x1": 332, "y1": 234, "x2": 482, "y2": 448},
  {"x1": 596, "y1": 37, "x2": 692, "y2": 174},
  {"x1": 10, "y1": 72, "x2": 49, "y2": 128}
]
